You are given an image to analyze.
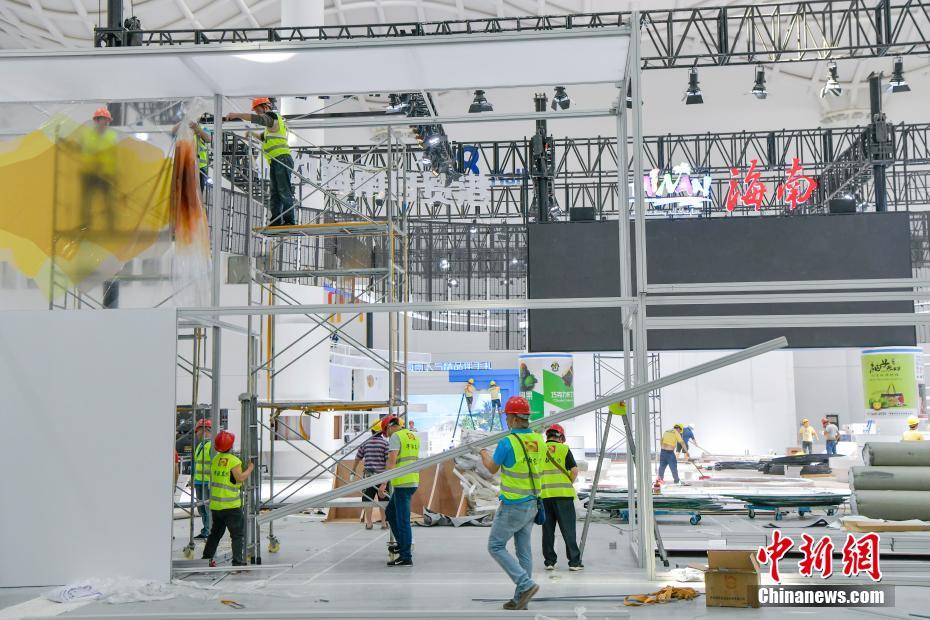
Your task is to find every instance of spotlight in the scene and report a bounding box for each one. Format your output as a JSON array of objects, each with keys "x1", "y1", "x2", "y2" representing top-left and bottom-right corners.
[
  {"x1": 551, "y1": 86, "x2": 571, "y2": 111},
  {"x1": 427, "y1": 135, "x2": 441, "y2": 146},
  {"x1": 468, "y1": 89, "x2": 493, "y2": 113},
  {"x1": 684, "y1": 68, "x2": 703, "y2": 105},
  {"x1": 751, "y1": 65, "x2": 767, "y2": 100},
  {"x1": 511, "y1": 257, "x2": 519, "y2": 265},
  {"x1": 439, "y1": 258, "x2": 450, "y2": 271},
  {"x1": 889, "y1": 57, "x2": 911, "y2": 93},
  {"x1": 820, "y1": 61, "x2": 842, "y2": 98},
  {"x1": 448, "y1": 278, "x2": 459, "y2": 288}
]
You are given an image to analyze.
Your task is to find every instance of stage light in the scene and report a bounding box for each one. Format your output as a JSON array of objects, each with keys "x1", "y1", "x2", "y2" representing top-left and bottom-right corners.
[
  {"x1": 685, "y1": 68, "x2": 703, "y2": 105},
  {"x1": 511, "y1": 257, "x2": 519, "y2": 265},
  {"x1": 889, "y1": 57, "x2": 911, "y2": 93},
  {"x1": 468, "y1": 90, "x2": 493, "y2": 113},
  {"x1": 820, "y1": 61, "x2": 842, "y2": 98},
  {"x1": 551, "y1": 86, "x2": 571, "y2": 111},
  {"x1": 752, "y1": 65, "x2": 767, "y2": 100},
  {"x1": 448, "y1": 278, "x2": 459, "y2": 288},
  {"x1": 439, "y1": 258, "x2": 450, "y2": 271},
  {"x1": 427, "y1": 135, "x2": 441, "y2": 146}
]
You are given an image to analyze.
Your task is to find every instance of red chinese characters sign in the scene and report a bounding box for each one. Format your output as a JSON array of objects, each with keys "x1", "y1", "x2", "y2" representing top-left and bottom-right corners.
[
  {"x1": 757, "y1": 530, "x2": 882, "y2": 583},
  {"x1": 726, "y1": 157, "x2": 817, "y2": 212}
]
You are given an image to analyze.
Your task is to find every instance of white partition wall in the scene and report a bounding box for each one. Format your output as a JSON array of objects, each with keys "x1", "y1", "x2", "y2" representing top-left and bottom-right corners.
[{"x1": 0, "y1": 309, "x2": 176, "y2": 587}]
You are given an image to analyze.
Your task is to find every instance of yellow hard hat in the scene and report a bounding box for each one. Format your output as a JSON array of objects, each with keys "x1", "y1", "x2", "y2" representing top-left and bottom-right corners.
[
  {"x1": 490, "y1": 380, "x2": 496, "y2": 386},
  {"x1": 468, "y1": 378, "x2": 475, "y2": 384},
  {"x1": 907, "y1": 416, "x2": 919, "y2": 427},
  {"x1": 801, "y1": 418, "x2": 809, "y2": 424},
  {"x1": 673, "y1": 423, "x2": 683, "y2": 430},
  {"x1": 370, "y1": 420, "x2": 383, "y2": 433}
]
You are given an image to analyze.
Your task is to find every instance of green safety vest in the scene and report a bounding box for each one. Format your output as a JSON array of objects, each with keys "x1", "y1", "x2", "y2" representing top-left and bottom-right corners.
[
  {"x1": 262, "y1": 113, "x2": 291, "y2": 161},
  {"x1": 209, "y1": 452, "x2": 242, "y2": 510},
  {"x1": 193, "y1": 440, "x2": 212, "y2": 483},
  {"x1": 197, "y1": 127, "x2": 209, "y2": 169},
  {"x1": 499, "y1": 432, "x2": 544, "y2": 502},
  {"x1": 390, "y1": 429, "x2": 420, "y2": 487},
  {"x1": 539, "y1": 441, "x2": 576, "y2": 499},
  {"x1": 81, "y1": 127, "x2": 118, "y2": 177}
]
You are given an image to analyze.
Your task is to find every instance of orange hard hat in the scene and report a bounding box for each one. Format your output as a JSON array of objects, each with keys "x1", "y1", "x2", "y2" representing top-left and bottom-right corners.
[
  {"x1": 214, "y1": 430, "x2": 235, "y2": 453},
  {"x1": 503, "y1": 396, "x2": 531, "y2": 417},
  {"x1": 251, "y1": 97, "x2": 272, "y2": 110},
  {"x1": 546, "y1": 423, "x2": 566, "y2": 438},
  {"x1": 93, "y1": 107, "x2": 112, "y2": 121}
]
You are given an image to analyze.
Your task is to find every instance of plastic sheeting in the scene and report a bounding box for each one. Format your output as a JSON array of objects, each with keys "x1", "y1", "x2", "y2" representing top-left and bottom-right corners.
[
  {"x1": 850, "y1": 466, "x2": 930, "y2": 491},
  {"x1": 862, "y1": 441, "x2": 930, "y2": 466},
  {"x1": 853, "y1": 490, "x2": 930, "y2": 520}
]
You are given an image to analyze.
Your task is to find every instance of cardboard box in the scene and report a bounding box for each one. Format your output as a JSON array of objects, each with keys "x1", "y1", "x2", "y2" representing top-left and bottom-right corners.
[{"x1": 704, "y1": 550, "x2": 761, "y2": 608}]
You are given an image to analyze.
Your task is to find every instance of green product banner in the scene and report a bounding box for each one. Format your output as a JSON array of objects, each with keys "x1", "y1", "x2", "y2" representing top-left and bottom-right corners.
[
  {"x1": 861, "y1": 348, "x2": 919, "y2": 416},
  {"x1": 519, "y1": 355, "x2": 574, "y2": 421}
]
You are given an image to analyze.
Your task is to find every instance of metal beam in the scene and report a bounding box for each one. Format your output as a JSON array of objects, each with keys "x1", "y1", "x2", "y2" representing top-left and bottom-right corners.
[{"x1": 256, "y1": 336, "x2": 788, "y2": 524}]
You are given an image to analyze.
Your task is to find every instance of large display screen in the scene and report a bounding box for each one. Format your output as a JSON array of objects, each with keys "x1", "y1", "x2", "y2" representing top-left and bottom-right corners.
[{"x1": 527, "y1": 213, "x2": 915, "y2": 351}]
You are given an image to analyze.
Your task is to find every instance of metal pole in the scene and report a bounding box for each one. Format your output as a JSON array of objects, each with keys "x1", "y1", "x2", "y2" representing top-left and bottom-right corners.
[
  {"x1": 210, "y1": 94, "x2": 224, "y2": 446},
  {"x1": 244, "y1": 133, "x2": 258, "y2": 563},
  {"x1": 386, "y1": 127, "x2": 395, "y2": 415}
]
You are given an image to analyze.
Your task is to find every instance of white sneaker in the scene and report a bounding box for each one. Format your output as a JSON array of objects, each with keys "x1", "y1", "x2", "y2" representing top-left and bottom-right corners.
[
  {"x1": 545, "y1": 564, "x2": 555, "y2": 571},
  {"x1": 569, "y1": 565, "x2": 584, "y2": 571}
]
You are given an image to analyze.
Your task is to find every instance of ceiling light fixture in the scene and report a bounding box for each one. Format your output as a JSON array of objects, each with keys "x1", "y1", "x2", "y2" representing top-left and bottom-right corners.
[
  {"x1": 551, "y1": 86, "x2": 571, "y2": 111},
  {"x1": 752, "y1": 65, "x2": 768, "y2": 100},
  {"x1": 468, "y1": 90, "x2": 493, "y2": 113},
  {"x1": 234, "y1": 52, "x2": 296, "y2": 64},
  {"x1": 820, "y1": 61, "x2": 842, "y2": 98},
  {"x1": 685, "y1": 68, "x2": 704, "y2": 105},
  {"x1": 889, "y1": 56, "x2": 911, "y2": 93}
]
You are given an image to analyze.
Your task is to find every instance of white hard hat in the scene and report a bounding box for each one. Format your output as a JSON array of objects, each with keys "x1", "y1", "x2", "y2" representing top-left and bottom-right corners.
[{"x1": 687, "y1": 423, "x2": 695, "y2": 430}]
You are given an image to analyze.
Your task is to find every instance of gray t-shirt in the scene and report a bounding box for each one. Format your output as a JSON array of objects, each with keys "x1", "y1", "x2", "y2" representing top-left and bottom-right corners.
[
  {"x1": 824, "y1": 423, "x2": 839, "y2": 441},
  {"x1": 388, "y1": 432, "x2": 418, "y2": 488}
]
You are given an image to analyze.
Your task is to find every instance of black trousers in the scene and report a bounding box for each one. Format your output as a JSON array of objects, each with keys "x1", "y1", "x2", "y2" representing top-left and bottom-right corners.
[
  {"x1": 542, "y1": 497, "x2": 581, "y2": 567},
  {"x1": 202, "y1": 507, "x2": 246, "y2": 565},
  {"x1": 268, "y1": 155, "x2": 296, "y2": 226}
]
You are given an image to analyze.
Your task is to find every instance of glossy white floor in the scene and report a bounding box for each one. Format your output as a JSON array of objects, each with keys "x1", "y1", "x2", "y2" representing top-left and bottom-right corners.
[{"x1": 1, "y1": 510, "x2": 926, "y2": 620}]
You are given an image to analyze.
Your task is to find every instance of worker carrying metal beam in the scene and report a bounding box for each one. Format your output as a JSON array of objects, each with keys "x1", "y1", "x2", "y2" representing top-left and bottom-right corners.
[
  {"x1": 224, "y1": 97, "x2": 296, "y2": 226},
  {"x1": 479, "y1": 396, "x2": 544, "y2": 611}
]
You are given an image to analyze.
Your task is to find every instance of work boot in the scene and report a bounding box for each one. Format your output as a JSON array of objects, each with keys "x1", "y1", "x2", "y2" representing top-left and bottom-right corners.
[
  {"x1": 515, "y1": 584, "x2": 539, "y2": 610},
  {"x1": 386, "y1": 558, "x2": 412, "y2": 567},
  {"x1": 502, "y1": 599, "x2": 519, "y2": 610}
]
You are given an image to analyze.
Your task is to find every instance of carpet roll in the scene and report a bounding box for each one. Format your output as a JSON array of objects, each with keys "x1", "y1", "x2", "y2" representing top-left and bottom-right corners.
[
  {"x1": 862, "y1": 442, "x2": 930, "y2": 467},
  {"x1": 851, "y1": 466, "x2": 930, "y2": 491},
  {"x1": 853, "y1": 490, "x2": 930, "y2": 520}
]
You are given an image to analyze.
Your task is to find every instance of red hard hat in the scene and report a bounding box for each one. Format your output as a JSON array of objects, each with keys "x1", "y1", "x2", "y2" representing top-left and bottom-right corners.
[
  {"x1": 93, "y1": 107, "x2": 112, "y2": 121},
  {"x1": 504, "y1": 396, "x2": 531, "y2": 417},
  {"x1": 380, "y1": 415, "x2": 400, "y2": 433},
  {"x1": 546, "y1": 423, "x2": 566, "y2": 437},
  {"x1": 194, "y1": 419, "x2": 213, "y2": 431},
  {"x1": 821, "y1": 417, "x2": 829, "y2": 424},
  {"x1": 251, "y1": 97, "x2": 272, "y2": 110},
  {"x1": 214, "y1": 430, "x2": 235, "y2": 453}
]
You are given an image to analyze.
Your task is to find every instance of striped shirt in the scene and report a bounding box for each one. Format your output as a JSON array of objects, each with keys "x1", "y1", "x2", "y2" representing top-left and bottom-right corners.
[{"x1": 356, "y1": 435, "x2": 389, "y2": 473}]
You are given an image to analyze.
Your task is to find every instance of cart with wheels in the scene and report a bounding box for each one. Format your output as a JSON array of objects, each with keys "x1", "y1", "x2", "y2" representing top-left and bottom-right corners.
[{"x1": 745, "y1": 504, "x2": 812, "y2": 520}]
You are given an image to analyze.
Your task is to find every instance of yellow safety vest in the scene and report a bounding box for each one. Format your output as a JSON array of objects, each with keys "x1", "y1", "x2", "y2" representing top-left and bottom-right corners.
[
  {"x1": 81, "y1": 127, "x2": 118, "y2": 177},
  {"x1": 209, "y1": 452, "x2": 242, "y2": 510},
  {"x1": 262, "y1": 113, "x2": 291, "y2": 161},
  {"x1": 540, "y1": 441, "x2": 575, "y2": 499},
  {"x1": 489, "y1": 386, "x2": 501, "y2": 399},
  {"x1": 391, "y1": 429, "x2": 420, "y2": 487},
  {"x1": 193, "y1": 440, "x2": 212, "y2": 483},
  {"x1": 197, "y1": 127, "x2": 209, "y2": 169},
  {"x1": 902, "y1": 429, "x2": 924, "y2": 441},
  {"x1": 499, "y1": 432, "x2": 544, "y2": 502},
  {"x1": 661, "y1": 429, "x2": 683, "y2": 451}
]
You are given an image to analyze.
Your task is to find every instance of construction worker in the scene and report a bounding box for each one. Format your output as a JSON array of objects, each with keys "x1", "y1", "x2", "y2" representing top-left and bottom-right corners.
[
  {"x1": 379, "y1": 415, "x2": 419, "y2": 566},
  {"x1": 656, "y1": 424, "x2": 688, "y2": 486},
  {"x1": 352, "y1": 419, "x2": 389, "y2": 530},
  {"x1": 799, "y1": 418, "x2": 818, "y2": 454},
  {"x1": 191, "y1": 419, "x2": 212, "y2": 539},
  {"x1": 489, "y1": 380, "x2": 502, "y2": 416},
  {"x1": 191, "y1": 115, "x2": 212, "y2": 194},
  {"x1": 479, "y1": 396, "x2": 544, "y2": 610},
  {"x1": 676, "y1": 423, "x2": 709, "y2": 455},
  {"x1": 903, "y1": 416, "x2": 924, "y2": 441},
  {"x1": 224, "y1": 98, "x2": 296, "y2": 226},
  {"x1": 540, "y1": 423, "x2": 582, "y2": 571},
  {"x1": 202, "y1": 430, "x2": 254, "y2": 567},
  {"x1": 79, "y1": 107, "x2": 119, "y2": 230},
  {"x1": 823, "y1": 417, "x2": 840, "y2": 455},
  {"x1": 464, "y1": 378, "x2": 476, "y2": 414}
]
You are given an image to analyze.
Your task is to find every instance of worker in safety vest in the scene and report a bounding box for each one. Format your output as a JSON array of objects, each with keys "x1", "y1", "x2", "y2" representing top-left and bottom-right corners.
[
  {"x1": 656, "y1": 424, "x2": 688, "y2": 486},
  {"x1": 224, "y1": 97, "x2": 296, "y2": 226},
  {"x1": 202, "y1": 430, "x2": 254, "y2": 567},
  {"x1": 903, "y1": 416, "x2": 924, "y2": 441},
  {"x1": 191, "y1": 114, "x2": 212, "y2": 194},
  {"x1": 191, "y1": 419, "x2": 213, "y2": 539},
  {"x1": 479, "y1": 396, "x2": 544, "y2": 610},
  {"x1": 79, "y1": 107, "x2": 119, "y2": 230},
  {"x1": 489, "y1": 380, "x2": 502, "y2": 416},
  {"x1": 379, "y1": 415, "x2": 419, "y2": 566},
  {"x1": 539, "y1": 423, "x2": 582, "y2": 571},
  {"x1": 464, "y1": 378, "x2": 476, "y2": 414}
]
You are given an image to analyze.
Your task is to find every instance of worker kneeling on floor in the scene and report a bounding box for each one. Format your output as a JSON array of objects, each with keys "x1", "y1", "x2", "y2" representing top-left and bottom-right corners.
[
  {"x1": 202, "y1": 430, "x2": 254, "y2": 567},
  {"x1": 480, "y1": 396, "x2": 544, "y2": 610},
  {"x1": 540, "y1": 423, "x2": 583, "y2": 571}
]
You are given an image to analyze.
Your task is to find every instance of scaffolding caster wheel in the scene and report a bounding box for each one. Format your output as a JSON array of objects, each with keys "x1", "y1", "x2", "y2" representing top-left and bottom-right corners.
[
  {"x1": 747, "y1": 509, "x2": 756, "y2": 519},
  {"x1": 775, "y1": 512, "x2": 784, "y2": 521},
  {"x1": 690, "y1": 514, "x2": 701, "y2": 525},
  {"x1": 183, "y1": 543, "x2": 194, "y2": 560},
  {"x1": 268, "y1": 536, "x2": 280, "y2": 554}
]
